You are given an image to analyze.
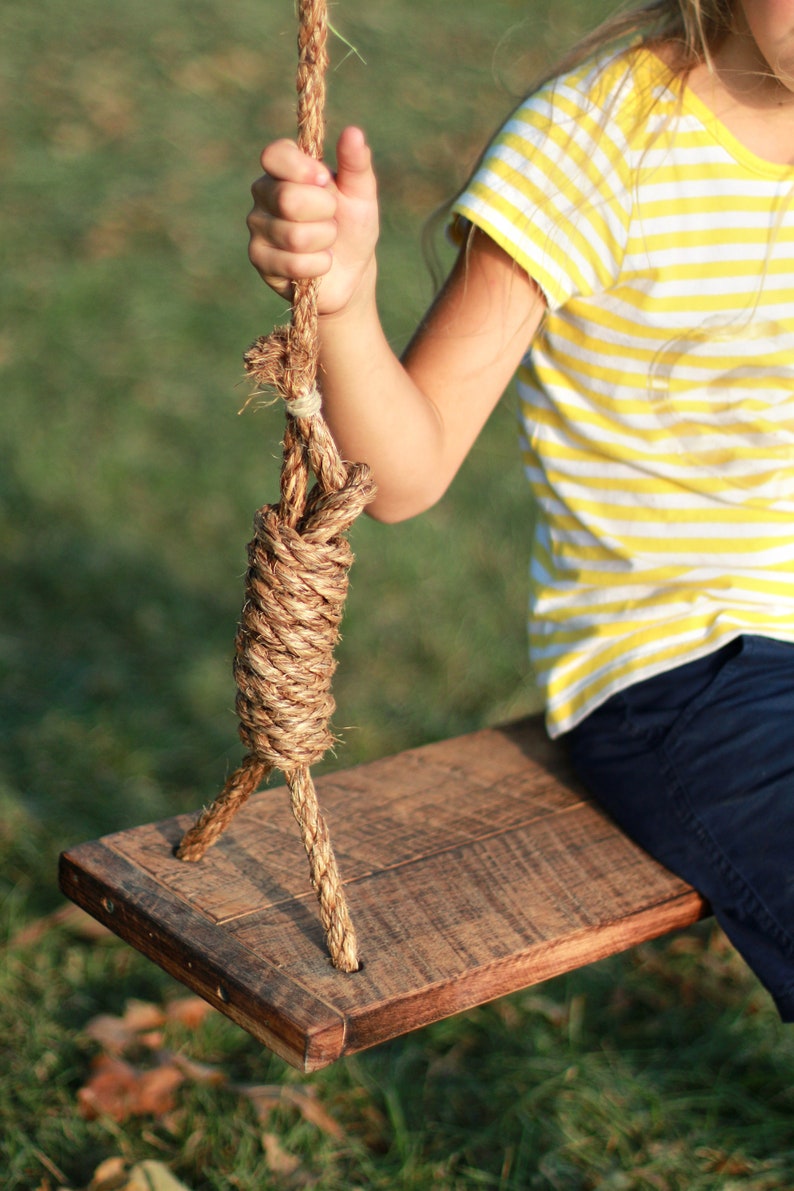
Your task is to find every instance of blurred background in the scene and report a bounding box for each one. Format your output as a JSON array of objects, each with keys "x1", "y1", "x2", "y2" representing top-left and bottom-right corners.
[
  {"x1": 3, "y1": 2, "x2": 793, "y2": 1188},
  {"x1": 2, "y1": 0, "x2": 595, "y2": 908}
]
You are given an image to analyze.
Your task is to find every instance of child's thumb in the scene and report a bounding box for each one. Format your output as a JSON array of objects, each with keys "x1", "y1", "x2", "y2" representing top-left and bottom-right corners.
[{"x1": 334, "y1": 126, "x2": 376, "y2": 200}]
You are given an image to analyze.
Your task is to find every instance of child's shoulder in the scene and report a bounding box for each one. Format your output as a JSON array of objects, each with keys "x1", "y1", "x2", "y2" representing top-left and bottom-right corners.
[{"x1": 530, "y1": 44, "x2": 679, "y2": 137}]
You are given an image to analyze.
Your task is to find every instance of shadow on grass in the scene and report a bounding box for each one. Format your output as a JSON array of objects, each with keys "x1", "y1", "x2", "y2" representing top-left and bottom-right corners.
[
  {"x1": 0, "y1": 452, "x2": 243, "y2": 916},
  {"x1": 337, "y1": 929, "x2": 794, "y2": 1187}
]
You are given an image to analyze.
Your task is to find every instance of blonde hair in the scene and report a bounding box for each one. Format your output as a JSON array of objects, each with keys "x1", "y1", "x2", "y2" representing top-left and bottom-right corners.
[
  {"x1": 523, "y1": 0, "x2": 738, "y2": 95},
  {"x1": 540, "y1": 0, "x2": 735, "y2": 83}
]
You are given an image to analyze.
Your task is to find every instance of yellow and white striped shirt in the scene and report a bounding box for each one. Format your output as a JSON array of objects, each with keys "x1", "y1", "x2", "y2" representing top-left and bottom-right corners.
[{"x1": 453, "y1": 47, "x2": 794, "y2": 736}]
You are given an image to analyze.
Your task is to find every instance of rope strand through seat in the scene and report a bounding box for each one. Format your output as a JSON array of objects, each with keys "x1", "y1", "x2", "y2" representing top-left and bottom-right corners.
[{"x1": 175, "y1": 0, "x2": 375, "y2": 974}]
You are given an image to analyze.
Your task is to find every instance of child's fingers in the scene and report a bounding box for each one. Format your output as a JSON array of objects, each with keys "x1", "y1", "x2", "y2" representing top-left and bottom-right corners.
[
  {"x1": 252, "y1": 212, "x2": 337, "y2": 255},
  {"x1": 253, "y1": 130, "x2": 375, "y2": 222},
  {"x1": 247, "y1": 206, "x2": 334, "y2": 286},
  {"x1": 250, "y1": 174, "x2": 337, "y2": 226},
  {"x1": 248, "y1": 243, "x2": 334, "y2": 292},
  {"x1": 252, "y1": 139, "x2": 335, "y2": 236},
  {"x1": 247, "y1": 140, "x2": 338, "y2": 294},
  {"x1": 259, "y1": 138, "x2": 332, "y2": 188}
]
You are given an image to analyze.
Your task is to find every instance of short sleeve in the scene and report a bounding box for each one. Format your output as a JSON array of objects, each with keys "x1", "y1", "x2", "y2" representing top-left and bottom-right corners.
[{"x1": 451, "y1": 55, "x2": 635, "y2": 311}]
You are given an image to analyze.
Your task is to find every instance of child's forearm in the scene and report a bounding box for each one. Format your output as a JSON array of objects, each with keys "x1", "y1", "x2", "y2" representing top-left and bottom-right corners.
[
  {"x1": 317, "y1": 291, "x2": 447, "y2": 523},
  {"x1": 317, "y1": 230, "x2": 545, "y2": 522}
]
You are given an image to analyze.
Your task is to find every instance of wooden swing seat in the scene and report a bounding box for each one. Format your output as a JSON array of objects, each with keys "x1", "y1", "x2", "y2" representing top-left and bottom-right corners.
[{"x1": 59, "y1": 714, "x2": 709, "y2": 1072}]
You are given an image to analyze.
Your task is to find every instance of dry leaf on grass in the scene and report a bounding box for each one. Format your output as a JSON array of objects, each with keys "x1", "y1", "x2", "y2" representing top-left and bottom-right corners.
[
  {"x1": 126, "y1": 1160, "x2": 195, "y2": 1191},
  {"x1": 164, "y1": 997, "x2": 215, "y2": 1030},
  {"x1": 85, "y1": 1014, "x2": 144, "y2": 1056},
  {"x1": 10, "y1": 903, "x2": 113, "y2": 948},
  {"x1": 85, "y1": 1009, "x2": 164, "y2": 1056},
  {"x1": 76, "y1": 1158, "x2": 195, "y2": 1191},
  {"x1": 240, "y1": 1084, "x2": 345, "y2": 1140},
  {"x1": 84, "y1": 1001, "x2": 165, "y2": 1055},
  {"x1": 78, "y1": 996, "x2": 226, "y2": 1125},
  {"x1": 86, "y1": 1155, "x2": 127, "y2": 1189},
  {"x1": 261, "y1": 1133, "x2": 301, "y2": 1176},
  {"x1": 77, "y1": 1055, "x2": 184, "y2": 1123},
  {"x1": 84, "y1": 998, "x2": 213, "y2": 1056},
  {"x1": 77, "y1": 993, "x2": 345, "y2": 1139},
  {"x1": 169, "y1": 1052, "x2": 227, "y2": 1087},
  {"x1": 281, "y1": 1086, "x2": 345, "y2": 1140}
]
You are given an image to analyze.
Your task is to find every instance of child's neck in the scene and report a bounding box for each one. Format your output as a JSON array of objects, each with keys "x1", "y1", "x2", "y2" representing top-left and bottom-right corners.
[{"x1": 685, "y1": 26, "x2": 794, "y2": 166}]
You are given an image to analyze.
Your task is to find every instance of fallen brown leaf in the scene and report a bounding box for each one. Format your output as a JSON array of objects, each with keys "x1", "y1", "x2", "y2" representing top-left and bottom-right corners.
[
  {"x1": 164, "y1": 997, "x2": 215, "y2": 1030},
  {"x1": 282, "y1": 1086, "x2": 345, "y2": 1140},
  {"x1": 123, "y1": 1000, "x2": 168, "y2": 1032},
  {"x1": 77, "y1": 1055, "x2": 184, "y2": 1123},
  {"x1": 240, "y1": 1083, "x2": 344, "y2": 1140},
  {"x1": 9, "y1": 903, "x2": 113, "y2": 949},
  {"x1": 84, "y1": 997, "x2": 212, "y2": 1059},
  {"x1": 76, "y1": 989, "x2": 341, "y2": 1144},
  {"x1": 78, "y1": 1056, "x2": 139, "y2": 1123},
  {"x1": 139, "y1": 1029, "x2": 167, "y2": 1050},
  {"x1": 169, "y1": 1051, "x2": 227, "y2": 1087},
  {"x1": 133, "y1": 1064, "x2": 185, "y2": 1118},
  {"x1": 81, "y1": 1159, "x2": 196, "y2": 1191},
  {"x1": 84, "y1": 1015, "x2": 142, "y2": 1056},
  {"x1": 262, "y1": 1133, "x2": 301, "y2": 1176},
  {"x1": 84, "y1": 1000, "x2": 167, "y2": 1055},
  {"x1": 126, "y1": 1159, "x2": 195, "y2": 1190},
  {"x1": 87, "y1": 1155, "x2": 127, "y2": 1190}
]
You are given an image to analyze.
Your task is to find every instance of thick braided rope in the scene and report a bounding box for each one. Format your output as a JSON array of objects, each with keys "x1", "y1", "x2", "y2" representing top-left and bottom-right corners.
[{"x1": 176, "y1": 0, "x2": 375, "y2": 973}]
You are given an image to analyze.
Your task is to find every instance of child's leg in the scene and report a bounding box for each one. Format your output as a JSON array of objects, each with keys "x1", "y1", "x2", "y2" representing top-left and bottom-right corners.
[{"x1": 564, "y1": 635, "x2": 794, "y2": 1020}]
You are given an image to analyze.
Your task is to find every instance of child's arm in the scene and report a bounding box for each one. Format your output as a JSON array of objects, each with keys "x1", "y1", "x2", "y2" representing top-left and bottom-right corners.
[{"x1": 248, "y1": 127, "x2": 545, "y2": 523}]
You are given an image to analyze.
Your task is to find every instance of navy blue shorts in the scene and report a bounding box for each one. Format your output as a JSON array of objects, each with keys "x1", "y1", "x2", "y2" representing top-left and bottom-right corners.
[{"x1": 564, "y1": 635, "x2": 794, "y2": 1021}]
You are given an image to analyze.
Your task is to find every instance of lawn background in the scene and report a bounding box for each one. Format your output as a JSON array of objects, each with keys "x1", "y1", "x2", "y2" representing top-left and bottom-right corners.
[{"x1": 2, "y1": 0, "x2": 794, "y2": 1187}]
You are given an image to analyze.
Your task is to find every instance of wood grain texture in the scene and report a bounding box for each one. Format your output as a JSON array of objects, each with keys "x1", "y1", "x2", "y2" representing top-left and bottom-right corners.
[{"x1": 59, "y1": 715, "x2": 709, "y2": 1071}]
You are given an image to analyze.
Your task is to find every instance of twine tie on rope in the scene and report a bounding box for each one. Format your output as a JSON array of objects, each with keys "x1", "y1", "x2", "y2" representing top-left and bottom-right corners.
[
  {"x1": 176, "y1": 0, "x2": 375, "y2": 974},
  {"x1": 287, "y1": 386, "x2": 322, "y2": 419}
]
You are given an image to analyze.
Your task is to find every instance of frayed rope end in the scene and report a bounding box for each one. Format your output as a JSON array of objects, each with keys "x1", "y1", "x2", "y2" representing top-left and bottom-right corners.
[{"x1": 241, "y1": 328, "x2": 322, "y2": 419}]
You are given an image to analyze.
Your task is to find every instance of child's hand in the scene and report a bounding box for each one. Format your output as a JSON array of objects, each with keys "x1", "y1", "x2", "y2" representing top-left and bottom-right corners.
[{"x1": 247, "y1": 125, "x2": 379, "y2": 316}]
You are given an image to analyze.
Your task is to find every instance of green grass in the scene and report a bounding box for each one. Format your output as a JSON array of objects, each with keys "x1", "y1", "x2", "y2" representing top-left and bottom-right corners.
[{"x1": 2, "y1": 0, "x2": 793, "y2": 1187}]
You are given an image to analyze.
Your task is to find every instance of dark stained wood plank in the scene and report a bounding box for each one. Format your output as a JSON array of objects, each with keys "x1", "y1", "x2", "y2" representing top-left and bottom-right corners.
[
  {"x1": 86, "y1": 718, "x2": 592, "y2": 926},
  {"x1": 59, "y1": 715, "x2": 709, "y2": 1071},
  {"x1": 226, "y1": 800, "x2": 705, "y2": 1054},
  {"x1": 58, "y1": 841, "x2": 348, "y2": 1070}
]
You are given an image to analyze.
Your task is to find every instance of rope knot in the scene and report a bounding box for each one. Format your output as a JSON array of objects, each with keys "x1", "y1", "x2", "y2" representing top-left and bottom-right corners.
[{"x1": 234, "y1": 460, "x2": 375, "y2": 773}]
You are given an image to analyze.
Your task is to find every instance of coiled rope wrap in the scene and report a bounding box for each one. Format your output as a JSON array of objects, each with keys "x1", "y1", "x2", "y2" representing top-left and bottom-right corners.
[{"x1": 176, "y1": 0, "x2": 375, "y2": 974}]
